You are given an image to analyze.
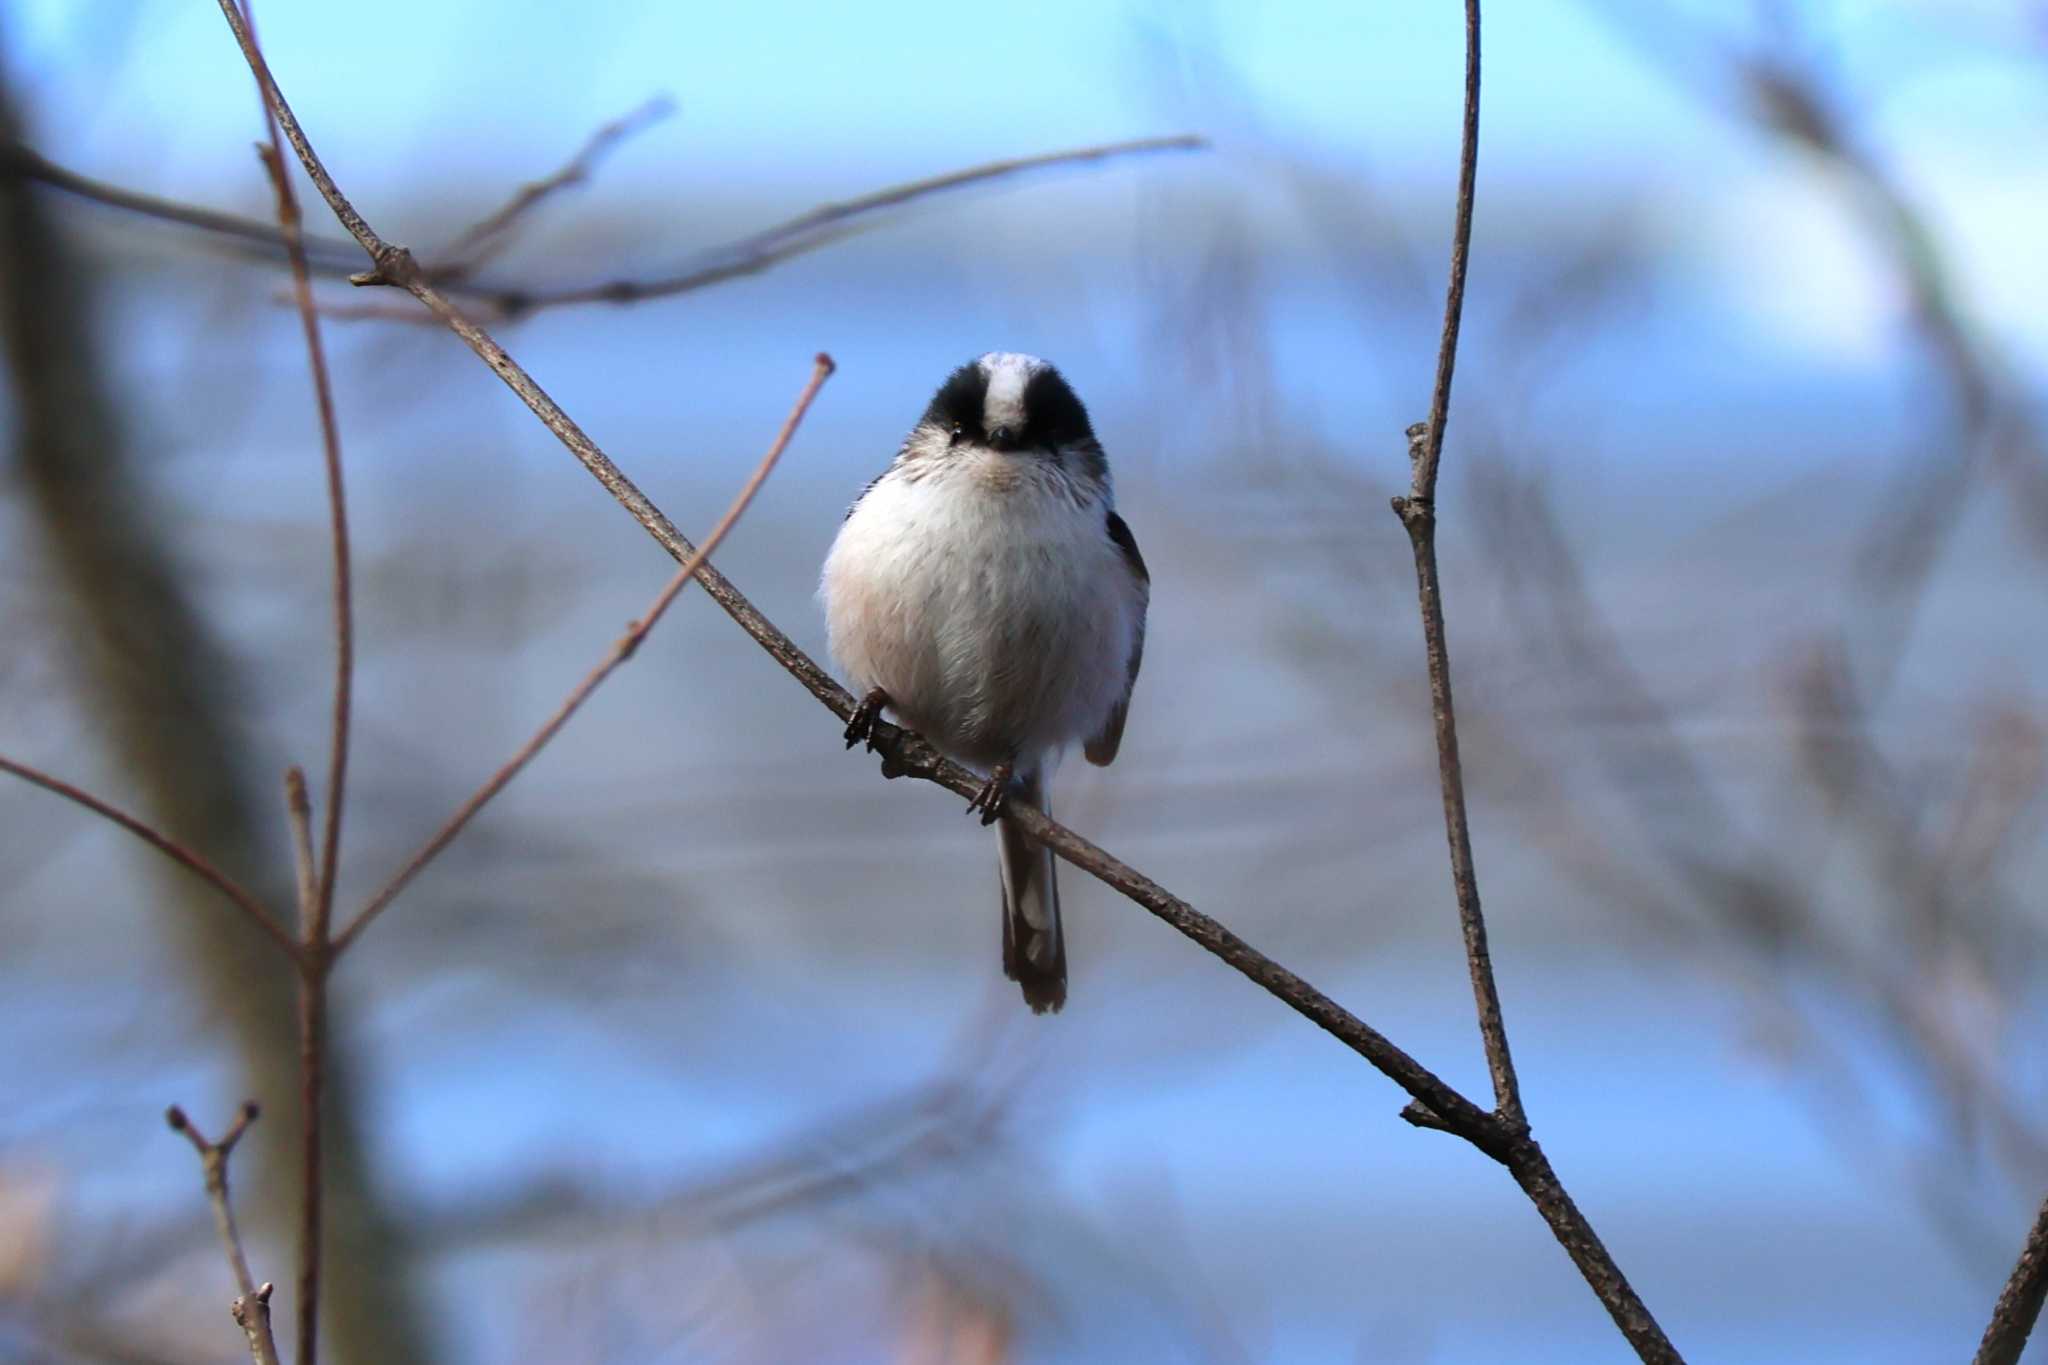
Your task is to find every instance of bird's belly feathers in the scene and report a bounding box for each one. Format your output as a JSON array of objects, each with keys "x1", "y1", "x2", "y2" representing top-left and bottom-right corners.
[{"x1": 821, "y1": 463, "x2": 1137, "y2": 766}]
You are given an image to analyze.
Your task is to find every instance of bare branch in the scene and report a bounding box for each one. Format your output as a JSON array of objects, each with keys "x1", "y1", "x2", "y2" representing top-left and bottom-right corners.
[
  {"x1": 6, "y1": 129, "x2": 1204, "y2": 320},
  {"x1": 239, "y1": 23, "x2": 356, "y2": 1355},
  {"x1": 434, "y1": 95, "x2": 675, "y2": 272},
  {"x1": 294, "y1": 962, "x2": 328, "y2": 1365},
  {"x1": 284, "y1": 765, "x2": 316, "y2": 925},
  {"x1": 1388, "y1": 0, "x2": 1522, "y2": 1140},
  {"x1": 7, "y1": 33, "x2": 423, "y2": 1356},
  {"x1": 332, "y1": 352, "x2": 835, "y2": 953},
  {"x1": 0, "y1": 139, "x2": 365, "y2": 271},
  {"x1": 449, "y1": 132, "x2": 1208, "y2": 318},
  {"x1": 252, "y1": 127, "x2": 352, "y2": 953},
  {"x1": 1386, "y1": 7, "x2": 1680, "y2": 1360},
  {"x1": 205, "y1": 0, "x2": 1505, "y2": 1140},
  {"x1": 284, "y1": 753, "x2": 330, "y2": 1365},
  {"x1": 0, "y1": 754, "x2": 298, "y2": 961},
  {"x1": 211, "y1": 8, "x2": 1678, "y2": 1360},
  {"x1": 166, "y1": 1103, "x2": 283, "y2": 1365},
  {"x1": 1405, "y1": 1, "x2": 1482, "y2": 506},
  {"x1": 1977, "y1": 1193, "x2": 2048, "y2": 1365}
]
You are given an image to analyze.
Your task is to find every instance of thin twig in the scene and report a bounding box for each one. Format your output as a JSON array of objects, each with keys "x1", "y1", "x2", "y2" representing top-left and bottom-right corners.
[
  {"x1": 283, "y1": 764, "x2": 327, "y2": 1365},
  {"x1": 213, "y1": 8, "x2": 1677, "y2": 1357},
  {"x1": 1977, "y1": 1193, "x2": 2048, "y2": 1365},
  {"x1": 1390, "y1": 0, "x2": 1522, "y2": 1136},
  {"x1": 253, "y1": 135, "x2": 352, "y2": 948},
  {"x1": 293, "y1": 960, "x2": 328, "y2": 1365},
  {"x1": 446, "y1": 132, "x2": 1208, "y2": 317},
  {"x1": 433, "y1": 95, "x2": 675, "y2": 272},
  {"x1": 284, "y1": 766, "x2": 316, "y2": 924},
  {"x1": 332, "y1": 352, "x2": 834, "y2": 953},
  {"x1": 166, "y1": 1103, "x2": 283, "y2": 1365},
  {"x1": 1386, "y1": 7, "x2": 1680, "y2": 1360},
  {"x1": 1406, "y1": 1, "x2": 1481, "y2": 506},
  {"x1": 0, "y1": 140, "x2": 366, "y2": 271},
  {"x1": 243, "y1": 20, "x2": 353, "y2": 1356},
  {"x1": 6, "y1": 130, "x2": 1204, "y2": 321},
  {"x1": 0, "y1": 755, "x2": 298, "y2": 960},
  {"x1": 166, "y1": 1103, "x2": 262, "y2": 1293}
]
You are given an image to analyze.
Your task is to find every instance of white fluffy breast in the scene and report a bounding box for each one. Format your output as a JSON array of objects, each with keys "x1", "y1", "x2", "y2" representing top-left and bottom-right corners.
[{"x1": 821, "y1": 451, "x2": 1140, "y2": 769}]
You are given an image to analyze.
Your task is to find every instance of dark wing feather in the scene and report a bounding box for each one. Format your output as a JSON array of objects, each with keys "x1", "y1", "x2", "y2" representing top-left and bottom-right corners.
[
  {"x1": 1085, "y1": 510, "x2": 1148, "y2": 766},
  {"x1": 844, "y1": 466, "x2": 889, "y2": 520}
]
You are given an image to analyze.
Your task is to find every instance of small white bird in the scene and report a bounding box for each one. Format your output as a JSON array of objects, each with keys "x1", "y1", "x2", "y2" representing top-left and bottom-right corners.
[{"x1": 820, "y1": 353, "x2": 1148, "y2": 1013}]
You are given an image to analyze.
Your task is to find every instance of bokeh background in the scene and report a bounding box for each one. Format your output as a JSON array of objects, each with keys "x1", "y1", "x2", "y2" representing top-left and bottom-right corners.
[{"x1": 4, "y1": 1, "x2": 2047, "y2": 1361}]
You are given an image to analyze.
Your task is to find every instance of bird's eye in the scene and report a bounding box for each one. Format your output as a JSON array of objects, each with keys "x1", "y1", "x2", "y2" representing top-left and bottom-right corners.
[{"x1": 948, "y1": 423, "x2": 963, "y2": 444}]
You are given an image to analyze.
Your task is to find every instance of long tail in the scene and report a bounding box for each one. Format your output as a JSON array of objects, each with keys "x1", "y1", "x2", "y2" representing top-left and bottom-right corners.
[{"x1": 998, "y1": 767, "x2": 1065, "y2": 1014}]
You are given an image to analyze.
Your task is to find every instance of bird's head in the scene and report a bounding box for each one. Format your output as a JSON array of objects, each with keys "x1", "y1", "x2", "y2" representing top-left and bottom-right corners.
[{"x1": 915, "y1": 352, "x2": 1096, "y2": 460}]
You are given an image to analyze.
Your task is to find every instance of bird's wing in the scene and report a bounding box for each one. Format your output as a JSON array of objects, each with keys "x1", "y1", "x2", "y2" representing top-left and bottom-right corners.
[
  {"x1": 1085, "y1": 509, "x2": 1148, "y2": 767},
  {"x1": 843, "y1": 465, "x2": 891, "y2": 520}
]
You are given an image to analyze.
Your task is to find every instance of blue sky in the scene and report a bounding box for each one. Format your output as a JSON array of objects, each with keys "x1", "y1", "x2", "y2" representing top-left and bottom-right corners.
[
  {"x1": 10, "y1": 1, "x2": 2025, "y2": 184},
  {"x1": 11, "y1": 0, "x2": 2044, "y2": 383}
]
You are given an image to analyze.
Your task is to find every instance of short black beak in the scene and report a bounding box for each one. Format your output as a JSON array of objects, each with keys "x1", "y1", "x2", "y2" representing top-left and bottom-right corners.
[{"x1": 987, "y1": 425, "x2": 1017, "y2": 450}]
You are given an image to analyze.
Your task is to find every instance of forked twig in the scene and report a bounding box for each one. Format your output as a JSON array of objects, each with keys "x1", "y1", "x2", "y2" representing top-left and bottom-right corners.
[
  {"x1": 1385, "y1": 4, "x2": 1679, "y2": 1360},
  {"x1": 1390, "y1": 0, "x2": 1519, "y2": 1122},
  {"x1": 166, "y1": 1103, "x2": 283, "y2": 1365}
]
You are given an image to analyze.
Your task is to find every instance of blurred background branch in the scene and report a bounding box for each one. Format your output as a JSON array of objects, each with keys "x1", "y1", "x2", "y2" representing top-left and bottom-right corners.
[
  {"x1": 0, "y1": 37, "x2": 430, "y2": 1363},
  {"x1": 3, "y1": 130, "x2": 1209, "y2": 322}
]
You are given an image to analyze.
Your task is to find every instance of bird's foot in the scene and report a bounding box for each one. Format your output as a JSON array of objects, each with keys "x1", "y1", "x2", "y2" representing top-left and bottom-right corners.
[
  {"x1": 965, "y1": 760, "x2": 1014, "y2": 826},
  {"x1": 844, "y1": 688, "x2": 890, "y2": 751}
]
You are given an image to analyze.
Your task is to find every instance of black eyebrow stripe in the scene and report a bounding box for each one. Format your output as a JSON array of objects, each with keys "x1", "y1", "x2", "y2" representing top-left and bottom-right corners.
[
  {"x1": 921, "y1": 358, "x2": 991, "y2": 432},
  {"x1": 1022, "y1": 364, "x2": 1094, "y2": 446}
]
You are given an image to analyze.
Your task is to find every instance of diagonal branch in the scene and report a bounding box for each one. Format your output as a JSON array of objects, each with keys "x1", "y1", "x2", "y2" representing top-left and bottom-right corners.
[
  {"x1": 0, "y1": 754, "x2": 298, "y2": 960},
  {"x1": 332, "y1": 352, "x2": 834, "y2": 954},
  {"x1": 1977, "y1": 1192, "x2": 2048, "y2": 1365},
  {"x1": 212, "y1": 6, "x2": 1678, "y2": 1360},
  {"x1": 0, "y1": 139, "x2": 367, "y2": 271},
  {"x1": 206, "y1": 0, "x2": 1503, "y2": 1143}
]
